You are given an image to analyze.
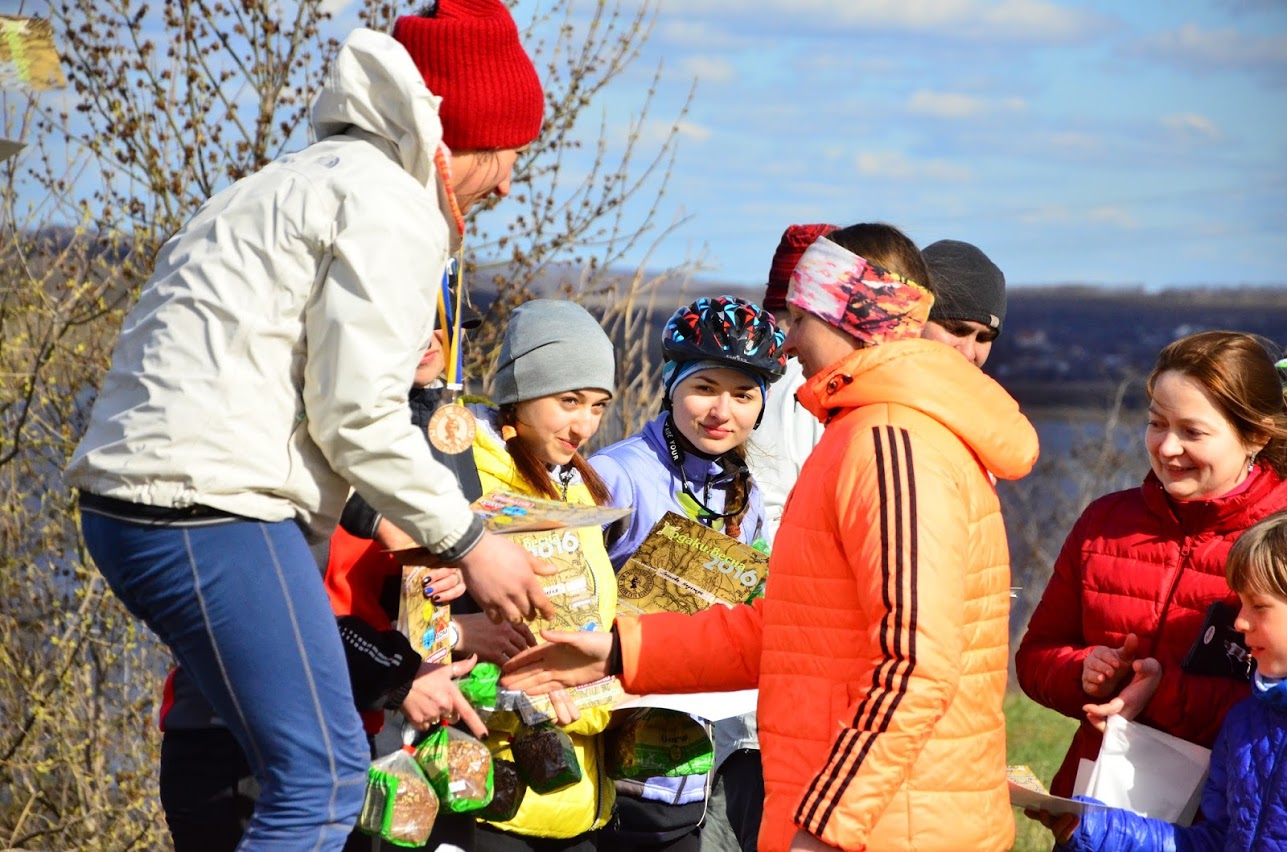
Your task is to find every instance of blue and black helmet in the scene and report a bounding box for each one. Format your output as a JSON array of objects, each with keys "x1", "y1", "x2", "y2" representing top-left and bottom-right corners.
[{"x1": 661, "y1": 296, "x2": 788, "y2": 386}]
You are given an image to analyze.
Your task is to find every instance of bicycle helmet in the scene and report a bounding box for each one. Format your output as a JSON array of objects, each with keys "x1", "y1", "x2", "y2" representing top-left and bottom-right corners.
[{"x1": 661, "y1": 296, "x2": 787, "y2": 389}]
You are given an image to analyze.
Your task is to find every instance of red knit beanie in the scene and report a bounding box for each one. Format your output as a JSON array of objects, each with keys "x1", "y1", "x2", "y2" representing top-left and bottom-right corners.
[
  {"x1": 393, "y1": 0, "x2": 544, "y2": 151},
  {"x1": 763, "y1": 223, "x2": 838, "y2": 314}
]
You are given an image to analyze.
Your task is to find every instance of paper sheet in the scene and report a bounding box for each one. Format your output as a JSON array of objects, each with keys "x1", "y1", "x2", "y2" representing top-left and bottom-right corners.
[{"x1": 1084, "y1": 714, "x2": 1211, "y2": 825}]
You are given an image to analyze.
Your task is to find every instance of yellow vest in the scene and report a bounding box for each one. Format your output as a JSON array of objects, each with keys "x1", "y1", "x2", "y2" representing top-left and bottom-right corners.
[{"x1": 471, "y1": 415, "x2": 616, "y2": 838}]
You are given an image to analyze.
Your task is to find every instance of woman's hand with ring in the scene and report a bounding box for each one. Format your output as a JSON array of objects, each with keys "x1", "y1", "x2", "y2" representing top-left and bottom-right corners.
[{"x1": 399, "y1": 655, "x2": 487, "y2": 737}]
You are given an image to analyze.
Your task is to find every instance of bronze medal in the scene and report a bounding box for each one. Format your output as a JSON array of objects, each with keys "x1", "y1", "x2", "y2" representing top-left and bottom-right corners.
[{"x1": 427, "y1": 402, "x2": 476, "y2": 454}]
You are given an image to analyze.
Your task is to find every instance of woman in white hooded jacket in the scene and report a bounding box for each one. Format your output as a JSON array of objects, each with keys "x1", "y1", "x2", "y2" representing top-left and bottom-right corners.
[{"x1": 65, "y1": 3, "x2": 550, "y2": 847}]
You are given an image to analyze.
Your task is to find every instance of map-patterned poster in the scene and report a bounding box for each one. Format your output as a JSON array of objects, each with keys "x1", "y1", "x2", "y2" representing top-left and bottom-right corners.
[
  {"x1": 398, "y1": 565, "x2": 453, "y2": 665},
  {"x1": 615, "y1": 512, "x2": 768, "y2": 617},
  {"x1": 474, "y1": 491, "x2": 631, "y2": 534},
  {"x1": 388, "y1": 491, "x2": 632, "y2": 567},
  {"x1": 0, "y1": 17, "x2": 66, "y2": 90},
  {"x1": 507, "y1": 525, "x2": 625, "y2": 723}
]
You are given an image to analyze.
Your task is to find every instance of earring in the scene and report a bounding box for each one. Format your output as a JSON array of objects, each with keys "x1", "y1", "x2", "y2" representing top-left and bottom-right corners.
[{"x1": 1249, "y1": 451, "x2": 1258, "y2": 472}]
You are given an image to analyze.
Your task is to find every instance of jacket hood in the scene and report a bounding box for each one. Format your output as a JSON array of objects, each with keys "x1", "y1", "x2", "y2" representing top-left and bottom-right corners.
[
  {"x1": 797, "y1": 339, "x2": 1039, "y2": 481},
  {"x1": 470, "y1": 404, "x2": 520, "y2": 490},
  {"x1": 468, "y1": 403, "x2": 584, "y2": 494},
  {"x1": 311, "y1": 28, "x2": 443, "y2": 189}
]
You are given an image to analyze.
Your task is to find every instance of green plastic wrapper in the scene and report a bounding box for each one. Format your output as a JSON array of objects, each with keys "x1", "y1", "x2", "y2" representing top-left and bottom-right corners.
[
  {"x1": 459, "y1": 662, "x2": 502, "y2": 718},
  {"x1": 414, "y1": 726, "x2": 495, "y2": 813},
  {"x1": 510, "y1": 722, "x2": 582, "y2": 794},
  {"x1": 746, "y1": 538, "x2": 770, "y2": 603},
  {"x1": 475, "y1": 757, "x2": 528, "y2": 823},
  {"x1": 356, "y1": 748, "x2": 439, "y2": 847},
  {"x1": 605, "y1": 709, "x2": 714, "y2": 780}
]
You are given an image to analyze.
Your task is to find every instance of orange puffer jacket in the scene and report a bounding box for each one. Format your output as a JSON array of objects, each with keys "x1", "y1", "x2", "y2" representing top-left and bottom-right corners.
[{"x1": 617, "y1": 340, "x2": 1039, "y2": 851}]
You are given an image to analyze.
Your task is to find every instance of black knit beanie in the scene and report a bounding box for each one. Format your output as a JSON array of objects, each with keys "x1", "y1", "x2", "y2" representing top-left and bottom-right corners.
[{"x1": 922, "y1": 239, "x2": 1006, "y2": 333}]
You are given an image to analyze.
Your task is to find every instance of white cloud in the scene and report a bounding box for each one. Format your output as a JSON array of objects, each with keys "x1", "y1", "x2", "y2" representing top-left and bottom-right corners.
[
  {"x1": 1087, "y1": 206, "x2": 1137, "y2": 228},
  {"x1": 1019, "y1": 205, "x2": 1136, "y2": 228},
  {"x1": 659, "y1": 19, "x2": 751, "y2": 51},
  {"x1": 677, "y1": 120, "x2": 713, "y2": 142},
  {"x1": 1160, "y1": 113, "x2": 1223, "y2": 142},
  {"x1": 1216, "y1": 0, "x2": 1287, "y2": 14},
  {"x1": 907, "y1": 90, "x2": 1027, "y2": 119},
  {"x1": 1039, "y1": 131, "x2": 1106, "y2": 157},
  {"x1": 636, "y1": 118, "x2": 713, "y2": 147},
  {"x1": 1132, "y1": 23, "x2": 1287, "y2": 75},
  {"x1": 319, "y1": 0, "x2": 357, "y2": 17},
  {"x1": 682, "y1": 56, "x2": 736, "y2": 85},
  {"x1": 650, "y1": 0, "x2": 1110, "y2": 44},
  {"x1": 855, "y1": 151, "x2": 973, "y2": 182}
]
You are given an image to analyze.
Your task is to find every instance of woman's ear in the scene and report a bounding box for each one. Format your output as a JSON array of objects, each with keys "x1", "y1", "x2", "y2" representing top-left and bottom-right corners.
[{"x1": 1246, "y1": 421, "x2": 1272, "y2": 459}]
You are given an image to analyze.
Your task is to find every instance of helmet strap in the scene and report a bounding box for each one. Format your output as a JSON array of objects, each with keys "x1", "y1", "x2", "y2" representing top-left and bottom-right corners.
[{"x1": 661, "y1": 414, "x2": 750, "y2": 524}]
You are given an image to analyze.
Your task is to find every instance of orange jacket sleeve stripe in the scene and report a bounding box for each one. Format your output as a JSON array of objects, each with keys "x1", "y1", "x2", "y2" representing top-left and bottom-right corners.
[{"x1": 796, "y1": 425, "x2": 920, "y2": 834}]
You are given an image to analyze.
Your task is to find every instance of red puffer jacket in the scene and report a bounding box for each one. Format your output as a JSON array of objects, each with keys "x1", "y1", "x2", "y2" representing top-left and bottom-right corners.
[{"x1": 1015, "y1": 465, "x2": 1287, "y2": 796}]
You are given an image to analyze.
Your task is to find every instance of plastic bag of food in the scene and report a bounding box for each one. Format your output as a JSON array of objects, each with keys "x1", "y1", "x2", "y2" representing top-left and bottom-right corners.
[
  {"x1": 459, "y1": 662, "x2": 502, "y2": 721},
  {"x1": 356, "y1": 747, "x2": 439, "y2": 847},
  {"x1": 605, "y1": 708, "x2": 714, "y2": 780},
  {"x1": 414, "y1": 725, "x2": 494, "y2": 813},
  {"x1": 510, "y1": 722, "x2": 582, "y2": 793},
  {"x1": 476, "y1": 757, "x2": 528, "y2": 823}
]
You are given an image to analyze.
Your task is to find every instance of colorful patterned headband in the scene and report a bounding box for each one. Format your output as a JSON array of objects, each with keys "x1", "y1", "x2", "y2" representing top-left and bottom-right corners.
[{"x1": 786, "y1": 237, "x2": 934, "y2": 347}]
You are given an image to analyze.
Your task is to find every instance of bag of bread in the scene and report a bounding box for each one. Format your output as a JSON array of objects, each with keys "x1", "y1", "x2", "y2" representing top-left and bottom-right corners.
[
  {"x1": 605, "y1": 708, "x2": 714, "y2": 780},
  {"x1": 413, "y1": 725, "x2": 494, "y2": 813},
  {"x1": 475, "y1": 756, "x2": 528, "y2": 823},
  {"x1": 356, "y1": 747, "x2": 439, "y2": 847},
  {"x1": 510, "y1": 722, "x2": 582, "y2": 794}
]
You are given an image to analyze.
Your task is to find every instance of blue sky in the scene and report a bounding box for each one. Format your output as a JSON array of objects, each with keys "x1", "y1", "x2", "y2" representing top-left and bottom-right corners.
[
  {"x1": 485, "y1": 0, "x2": 1287, "y2": 290},
  {"x1": 15, "y1": 0, "x2": 1283, "y2": 291}
]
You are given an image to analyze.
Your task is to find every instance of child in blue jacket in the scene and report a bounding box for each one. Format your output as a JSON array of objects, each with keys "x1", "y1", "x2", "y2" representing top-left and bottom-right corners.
[{"x1": 1030, "y1": 508, "x2": 1287, "y2": 851}]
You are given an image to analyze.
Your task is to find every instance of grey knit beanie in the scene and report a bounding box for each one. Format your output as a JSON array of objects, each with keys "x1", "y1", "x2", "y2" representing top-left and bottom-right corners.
[
  {"x1": 492, "y1": 300, "x2": 615, "y2": 404},
  {"x1": 922, "y1": 239, "x2": 1007, "y2": 333}
]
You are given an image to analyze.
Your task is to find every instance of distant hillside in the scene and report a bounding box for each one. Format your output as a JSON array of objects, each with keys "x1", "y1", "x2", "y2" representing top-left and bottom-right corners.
[
  {"x1": 481, "y1": 265, "x2": 1284, "y2": 414},
  {"x1": 985, "y1": 285, "x2": 1286, "y2": 411}
]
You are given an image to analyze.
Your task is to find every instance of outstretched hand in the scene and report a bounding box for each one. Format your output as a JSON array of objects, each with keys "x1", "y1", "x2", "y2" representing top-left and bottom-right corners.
[
  {"x1": 1023, "y1": 808, "x2": 1080, "y2": 846},
  {"x1": 500, "y1": 629, "x2": 614, "y2": 695},
  {"x1": 1082, "y1": 632, "x2": 1139, "y2": 698},
  {"x1": 1083, "y1": 656, "x2": 1163, "y2": 732}
]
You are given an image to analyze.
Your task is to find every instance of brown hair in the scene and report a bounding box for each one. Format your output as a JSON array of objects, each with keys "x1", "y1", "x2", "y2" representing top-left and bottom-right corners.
[
  {"x1": 723, "y1": 444, "x2": 752, "y2": 541},
  {"x1": 498, "y1": 404, "x2": 612, "y2": 506},
  {"x1": 826, "y1": 222, "x2": 934, "y2": 295},
  {"x1": 1226, "y1": 510, "x2": 1287, "y2": 600},
  {"x1": 1147, "y1": 331, "x2": 1287, "y2": 476}
]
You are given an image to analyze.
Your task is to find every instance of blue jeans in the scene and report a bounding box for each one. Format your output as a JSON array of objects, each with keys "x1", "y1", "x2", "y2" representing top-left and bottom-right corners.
[{"x1": 82, "y1": 511, "x2": 369, "y2": 850}]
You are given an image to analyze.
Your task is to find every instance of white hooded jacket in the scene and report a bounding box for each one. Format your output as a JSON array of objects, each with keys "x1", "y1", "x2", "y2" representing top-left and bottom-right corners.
[{"x1": 66, "y1": 29, "x2": 479, "y2": 554}]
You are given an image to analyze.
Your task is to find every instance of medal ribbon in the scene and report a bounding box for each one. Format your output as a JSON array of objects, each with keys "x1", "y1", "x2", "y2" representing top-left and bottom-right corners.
[
  {"x1": 436, "y1": 253, "x2": 467, "y2": 391},
  {"x1": 432, "y1": 145, "x2": 468, "y2": 392}
]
